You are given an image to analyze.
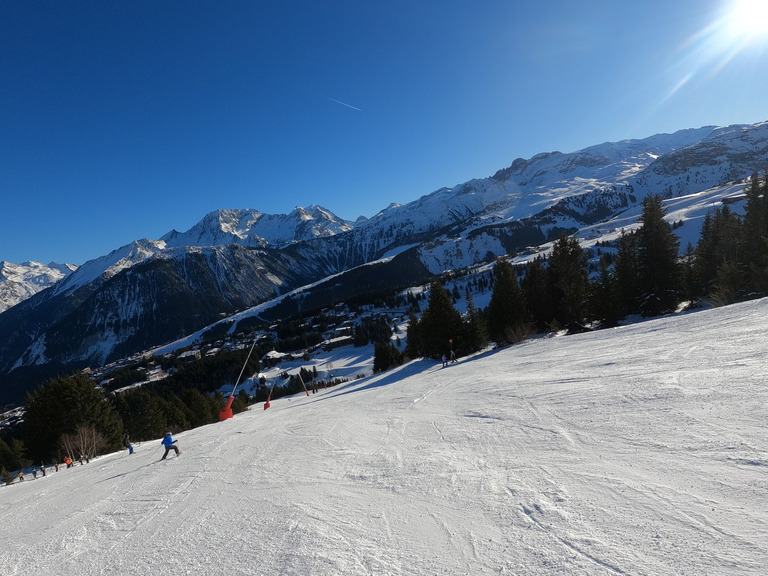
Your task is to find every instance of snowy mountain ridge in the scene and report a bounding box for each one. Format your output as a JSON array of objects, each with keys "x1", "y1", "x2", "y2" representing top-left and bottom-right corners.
[
  {"x1": 1, "y1": 121, "x2": 768, "y2": 402},
  {"x1": 0, "y1": 260, "x2": 76, "y2": 313},
  {"x1": 160, "y1": 205, "x2": 354, "y2": 250},
  {"x1": 7, "y1": 122, "x2": 763, "y2": 305},
  {"x1": 51, "y1": 239, "x2": 166, "y2": 298}
]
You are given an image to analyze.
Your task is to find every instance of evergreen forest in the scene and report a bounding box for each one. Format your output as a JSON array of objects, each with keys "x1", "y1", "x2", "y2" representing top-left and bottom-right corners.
[{"x1": 2, "y1": 172, "x2": 767, "y2": 479}]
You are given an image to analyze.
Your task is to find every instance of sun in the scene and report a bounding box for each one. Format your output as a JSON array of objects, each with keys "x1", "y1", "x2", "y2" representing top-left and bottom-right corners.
[{"x1": 725, "y1": 0, "x2": 768, "y2": 41}]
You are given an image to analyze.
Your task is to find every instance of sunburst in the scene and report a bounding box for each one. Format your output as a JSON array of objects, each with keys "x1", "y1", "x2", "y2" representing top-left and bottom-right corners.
[{"x1": 725, "y1": 0, "x2": 768, "y2": 42}]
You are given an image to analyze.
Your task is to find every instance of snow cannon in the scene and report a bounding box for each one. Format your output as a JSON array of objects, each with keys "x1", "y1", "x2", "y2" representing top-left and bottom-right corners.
[{"x1": 219, "y1": 395, "x2": 235, "y2": 421}]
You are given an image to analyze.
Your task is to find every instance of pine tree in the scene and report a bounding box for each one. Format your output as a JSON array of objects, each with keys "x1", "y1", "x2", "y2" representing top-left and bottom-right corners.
[
  {"x1": 0, "y1": 436, "x2": 24, "y2": 473},
  {"x1": 24, "y1": 372, "x2": 124, "y2": 462},
  {"x1": 712, "y1": 259, "x2": 742, "y2": 305},
  {"x1": 694, "y1": 206, "x2": 743, "y2": 302},
  {"x1": 112, "y1": 388, "x2": 167, "y2": 441},
  {"x1": 680, "y1": 242, "x2": 697, "y2": 304},
  {"x1": 353, "y1": 325, "x2": 368, "y2": 346},
  {"x1": 740, "y1": 172, "x2": 768, "y2": 295},
  {"x1": 158, "y1": 393, "x2": 191, "y2": 433},
  {"x1": 711, "y1": 206, "x2": 744, "y2": 304},
  {"x1": 373, "y1": 341, "x2": 403, "y2": 372},
  {"x1": 418, "y1": 280, "x2": 464, "y2": 358},
  {"x1": 486, "y1": 259, "x2": 531, "y2": 345},
  {"x1": 464, "y1": 288, "x2": 489, "y2": 351},
  {"x1": 590, "y1": 254, "x2": 620, "y2": 327},
  {"x1": 548, "y1": 235, "x2": 590, "y2": 328},
  {"x1": 636, "y1": 195, "x2": 681, "y2": 316},
  {"x1": 404, "y1": 310, "x2": 422, "y2": 359},
  {"x1": 693, "y1": 212, "x2": 717, "y2": 296},
  {"x1": 614, "y1": 230, "x2": 640, "y2": 316},
  {"x1": 2, "y1": 466, "x2": 16, "y2": 485},
  {"x1": 522, "y1": 257, "x2": 552, "y2": 332},
  {"x1": 183, "y1": 388, "x2": 220, "y2": 428}
]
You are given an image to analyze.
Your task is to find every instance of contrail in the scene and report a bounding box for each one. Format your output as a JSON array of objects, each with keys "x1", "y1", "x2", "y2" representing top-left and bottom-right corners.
[{"x1": 322, "y1": 95, "x2": 363, "y2": 112}]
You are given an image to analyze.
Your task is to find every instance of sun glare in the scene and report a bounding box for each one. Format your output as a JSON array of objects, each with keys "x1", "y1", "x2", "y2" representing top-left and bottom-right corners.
[
  {"x1": 659, "y1": 0, "x2": 768, "y2": 108},
  {"x1": 725, "y1": 0, "x2": 768, "y2": 41}
]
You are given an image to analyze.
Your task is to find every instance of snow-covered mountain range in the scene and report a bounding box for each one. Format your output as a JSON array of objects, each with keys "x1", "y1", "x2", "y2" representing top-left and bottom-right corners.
[
  {"x1": 160, "y1": 205, "x2": 354, "y2": 249},
  {"x1": 0, "y1": 261, "x2": 76, "y2": 313},
  {"x1": 1, "y1": 120, "x2": 767, "y2": 404}
]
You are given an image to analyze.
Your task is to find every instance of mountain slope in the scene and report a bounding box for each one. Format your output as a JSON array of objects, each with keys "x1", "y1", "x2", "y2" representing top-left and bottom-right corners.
[
  {"x1": 2, "y1": 297, "x2": 766, "y2": 575},
  {"x1": 160, "y1": 205, "x2": 353, "y2": 249},
  {"x1": 0, "y1": 244, "x2": 322, "y2": 372},
  {"x1": 2, "y1": 121, "x2": 768, "y2": 402},
  {"x1": 0, "y1": 261, "x2": 76, "y2": 313}
]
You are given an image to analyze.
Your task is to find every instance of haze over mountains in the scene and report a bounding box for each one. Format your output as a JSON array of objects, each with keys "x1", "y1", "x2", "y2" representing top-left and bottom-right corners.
[{"x1": 1, "y1": 120, "x2": 767, "y2": 404}]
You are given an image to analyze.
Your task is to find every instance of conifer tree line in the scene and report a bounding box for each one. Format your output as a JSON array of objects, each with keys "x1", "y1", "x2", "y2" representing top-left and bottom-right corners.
[
  {"x1": 401, "y1": 174, "x2": 768, "y2": 366},
  {"x1": 0, "y1": 348, "x2": 279, "y2": 473},
  {"x1": 0, "y1": 326, "x2": 350, "y2": 475},
  {"x1": 3, "y1": 175, "x2": 766, "y2": 476},
  {"x1": 1, "y1": 300, "x2": 392, "y2": 473}
]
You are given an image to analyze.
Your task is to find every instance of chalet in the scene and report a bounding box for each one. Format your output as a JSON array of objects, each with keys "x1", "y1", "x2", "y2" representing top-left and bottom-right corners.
[{"x1": 178, "y1": 349, "x2": 201, "y2": 362}]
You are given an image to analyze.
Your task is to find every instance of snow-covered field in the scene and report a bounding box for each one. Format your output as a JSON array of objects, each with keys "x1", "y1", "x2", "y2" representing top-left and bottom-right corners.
[{"x1": 2, "y1": 299, "x2": 767, "y2": 575}]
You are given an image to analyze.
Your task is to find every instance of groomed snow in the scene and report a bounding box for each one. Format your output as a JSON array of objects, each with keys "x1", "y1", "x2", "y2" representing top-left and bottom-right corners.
[{"x1": 2, "y1": 299, "x2": 767, "y2": 575}]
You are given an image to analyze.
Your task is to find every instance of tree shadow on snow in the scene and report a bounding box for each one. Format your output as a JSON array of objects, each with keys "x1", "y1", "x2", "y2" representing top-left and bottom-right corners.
[
  {"x1": 289, "y1": 347, "x2": 509, "y2": 407},
  {"x1": 290, "y1": 359, "x2": 436, "y2": 406}
]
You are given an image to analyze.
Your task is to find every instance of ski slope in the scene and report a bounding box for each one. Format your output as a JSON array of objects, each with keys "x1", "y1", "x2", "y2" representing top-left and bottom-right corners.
[{"x1": 2, "y1": 299, "x2": 767, "y2": 575}]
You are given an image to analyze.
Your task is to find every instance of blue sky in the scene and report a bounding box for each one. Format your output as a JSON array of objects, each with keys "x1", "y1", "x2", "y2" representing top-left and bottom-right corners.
[{"x1": 2, "y1": 0, "x2": 768, "y2": 265}]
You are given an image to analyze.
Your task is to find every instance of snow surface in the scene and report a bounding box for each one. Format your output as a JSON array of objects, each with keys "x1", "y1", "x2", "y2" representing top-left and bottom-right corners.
[{"x1": 2, "y1": 298, "x2": 767, "y2": 575}]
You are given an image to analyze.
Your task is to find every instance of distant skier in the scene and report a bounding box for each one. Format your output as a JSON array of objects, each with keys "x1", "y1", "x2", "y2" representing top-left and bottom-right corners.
[
  {"x1": 442, "y1": 354, "x2": 448, "y2": 368},
  {"x1": 125, "y1": 435, "x2": 134, "y2": 455},
  {"x1": 160, "y1": 432, "x2": 181, "y2": 460}
]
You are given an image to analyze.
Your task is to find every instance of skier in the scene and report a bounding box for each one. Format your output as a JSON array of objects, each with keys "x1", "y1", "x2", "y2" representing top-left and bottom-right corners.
[
  {"x1": 160, "y1": 432, "x2": 181, "y2": 460},
  {"x1": 125, "y1": 435, "x2": 134, "y2": 455}
]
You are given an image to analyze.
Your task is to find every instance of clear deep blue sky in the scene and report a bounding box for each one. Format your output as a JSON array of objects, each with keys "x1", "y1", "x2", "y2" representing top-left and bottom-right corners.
[{"x1": 3, "y1": 0, "x2": 768, "y2": 265}]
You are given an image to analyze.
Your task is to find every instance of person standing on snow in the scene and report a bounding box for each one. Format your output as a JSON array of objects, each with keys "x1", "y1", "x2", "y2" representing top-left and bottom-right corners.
[{"x1": 160, "y1": 432, "x2": 181, "y2": 460}]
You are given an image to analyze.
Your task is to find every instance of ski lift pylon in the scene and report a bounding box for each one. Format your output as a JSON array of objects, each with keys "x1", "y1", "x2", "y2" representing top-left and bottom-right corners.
[{"x1": 220, "y1": 338, "x2": 259, "y2": 421}]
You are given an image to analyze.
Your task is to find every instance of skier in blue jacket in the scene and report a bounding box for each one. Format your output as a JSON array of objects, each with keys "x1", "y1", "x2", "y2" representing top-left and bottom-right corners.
[{"x1": 160, "y1": 432, "x2": 180, "y2": 459}]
